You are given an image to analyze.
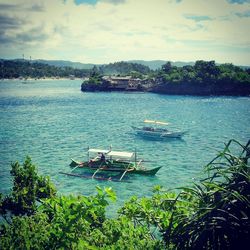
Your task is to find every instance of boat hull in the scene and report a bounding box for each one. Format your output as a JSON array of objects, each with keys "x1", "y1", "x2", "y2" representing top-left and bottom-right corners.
[
  {"x1": 70, "y1": 159, "x2": 161, "y2": 176},
  {"x1": 132, "y1": 126, "x2": 185, "y2": 138},
  {"x1": 136, "y1": 130, "x2": 184, "y2": 138}
]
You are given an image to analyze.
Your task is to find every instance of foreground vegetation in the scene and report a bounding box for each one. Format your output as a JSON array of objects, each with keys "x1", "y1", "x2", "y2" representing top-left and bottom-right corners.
[{"x1": 0, "y1": 139, "x2": 249, "y2": 249}]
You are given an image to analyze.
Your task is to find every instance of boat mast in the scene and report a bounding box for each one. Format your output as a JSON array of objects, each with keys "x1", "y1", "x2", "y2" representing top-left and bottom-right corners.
[
  {"x1": 134, "y1": 148, "x2": 137, "y2": 166},
  {"x1": 109, "y1": 144, "x2": 112, "y2": 160}
]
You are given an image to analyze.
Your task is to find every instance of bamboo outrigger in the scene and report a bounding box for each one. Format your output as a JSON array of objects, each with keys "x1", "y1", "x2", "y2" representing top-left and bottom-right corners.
[{"x1": 67, "y1": 148, "x2": 161, "y2": 181}]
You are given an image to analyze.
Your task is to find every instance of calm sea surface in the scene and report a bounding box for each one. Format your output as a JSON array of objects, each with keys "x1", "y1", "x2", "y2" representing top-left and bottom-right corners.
[{"x1": 0, "y1": 79, "x2": 249, "y2": 214}]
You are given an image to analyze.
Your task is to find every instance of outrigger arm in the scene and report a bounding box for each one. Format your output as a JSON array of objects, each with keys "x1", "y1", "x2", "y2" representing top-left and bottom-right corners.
[
  {"x1": 92, "y1": 168, "x2": 101, "y2": 179},
  {"x1": 71, "y1": 165, "x2": 80, "y2": 172},
  {"x1": 119, "y1": 167, "x2": 134, "y2": 181},
  {"x1": 92, "y1": 162, "x2": 104, "y2": 179},
  {"x1": 137, "y1": 159, "x2": 142, "y2": 167}
]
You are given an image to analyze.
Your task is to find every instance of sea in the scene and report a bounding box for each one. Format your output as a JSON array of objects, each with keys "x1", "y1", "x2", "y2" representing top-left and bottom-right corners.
[{"x1": 0, "y1": 79, "x2": 249, "y2": 215}]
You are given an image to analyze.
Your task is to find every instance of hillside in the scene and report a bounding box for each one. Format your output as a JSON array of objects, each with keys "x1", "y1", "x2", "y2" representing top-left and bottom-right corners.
[
  {"x1": 35, "y1": 59, "x2": 195, "y2": 70},
  {"x1": 97, "y1": 61, "x2": 151, "y2": 75},
  {"x1": 34, "y1": 59, "x2": 95, "y2": 70},
  {"x1": 128, "y1": 60, "x2": 195, "y2": 70},
  {"x1": 0, "y1": 59, "x2": 90, "y2": 78},
  {"x1": 6, "y1": 59, "x2": 249, "y2": 71},
  {"x1": 0, "y1": 60, "x2": 151, "y2": 78}
]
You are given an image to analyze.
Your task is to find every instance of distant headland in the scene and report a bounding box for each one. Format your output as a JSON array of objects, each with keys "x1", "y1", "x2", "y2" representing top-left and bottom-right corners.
[{"x1": 81, "y1": 60, "x2": 250, "y2": 96}]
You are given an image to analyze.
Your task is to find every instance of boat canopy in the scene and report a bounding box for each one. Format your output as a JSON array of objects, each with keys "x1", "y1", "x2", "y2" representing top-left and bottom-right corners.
[
  {"x1": 88, "y1": 148, "x2": 134, "y2": 159},
  {"x1": 88, "y1": 148, "x2": 110, "y2": 154},
  {"x1": 107, "y1": 151, "x2": 134, "y2": 159},
  {"x1": 144, "y1": 119, "x2": 169, "y2": 125}
]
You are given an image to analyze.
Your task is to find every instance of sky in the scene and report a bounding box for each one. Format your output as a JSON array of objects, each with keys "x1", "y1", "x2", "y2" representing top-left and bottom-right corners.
[{"x1": 0, "y1": 0, "x2": 250, "y2": 65}]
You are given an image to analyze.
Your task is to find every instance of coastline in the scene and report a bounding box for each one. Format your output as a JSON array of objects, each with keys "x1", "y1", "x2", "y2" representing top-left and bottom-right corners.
[
  {"x1": 81, "y1": 81, "x2": 250, "y2": 97},
  {"x1": 1, "y1": 77, "x2": 84, "y2": 81}
]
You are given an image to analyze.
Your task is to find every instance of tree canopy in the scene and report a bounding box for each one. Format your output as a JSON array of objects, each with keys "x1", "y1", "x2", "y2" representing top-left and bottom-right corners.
[
  {"x1": 98, "y1": 61, "x2": 151, "y2": 75},
  {"x1": 0, "y1": 60, "x2": 90, "y2": 78}
]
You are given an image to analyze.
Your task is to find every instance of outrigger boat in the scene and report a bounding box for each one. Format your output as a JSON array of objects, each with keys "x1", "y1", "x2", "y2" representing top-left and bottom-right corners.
[
  {"x1": 132, "y1": 119, "x2": 186, "y2": 139},
  {"x1": 67, "y1": 148, "x2": 161, "y2": 181}
]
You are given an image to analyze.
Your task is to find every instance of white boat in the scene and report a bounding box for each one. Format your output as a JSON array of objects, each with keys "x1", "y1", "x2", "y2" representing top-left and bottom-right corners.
[{"x1": 132, "y1": 120, "x2": 186, "y2": 139}]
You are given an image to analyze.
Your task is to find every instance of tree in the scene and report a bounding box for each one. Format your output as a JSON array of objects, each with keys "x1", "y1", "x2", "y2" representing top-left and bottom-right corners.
[
  {"x1": 161, "y1": 61, "x2": 172, "y2": 73},
  {"x1": 168, "y1": 140, "x2": 250, "y2": 249},
  {"x1": 90, "y1": 65, "x2": 100, "y2": 77},
  {"x1": 194, "y1": 60, "x2": 219, "y2": 83},
  {"x1": 0, "y1": 156, "x2": 56, "y2": 217}
]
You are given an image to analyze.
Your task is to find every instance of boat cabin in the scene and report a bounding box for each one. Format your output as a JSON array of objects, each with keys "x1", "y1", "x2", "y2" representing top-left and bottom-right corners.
[{"x1": 143, "y1": 126, "x2": 155, "y2": 131}]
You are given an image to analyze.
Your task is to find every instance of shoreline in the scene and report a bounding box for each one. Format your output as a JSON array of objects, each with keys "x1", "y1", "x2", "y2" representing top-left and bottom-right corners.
[{"x1": 0, "y1": 77, "x2": 84, "y2": 81}]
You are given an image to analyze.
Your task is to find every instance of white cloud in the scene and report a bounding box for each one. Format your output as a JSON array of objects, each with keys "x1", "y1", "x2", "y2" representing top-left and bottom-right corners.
[{"x1": 0, "y1": 0, "x2": 249, "y2": 65}]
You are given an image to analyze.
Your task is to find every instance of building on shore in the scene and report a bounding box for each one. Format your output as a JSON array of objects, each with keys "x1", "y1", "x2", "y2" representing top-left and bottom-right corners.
[{"x1": 102, "y1": 76, "x2": 142, "y2": 90}]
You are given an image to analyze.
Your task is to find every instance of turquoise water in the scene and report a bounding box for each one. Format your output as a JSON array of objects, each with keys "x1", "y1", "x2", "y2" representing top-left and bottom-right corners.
[{"x1": 0, "y1": 79, "x2": 249, "y2": 213}]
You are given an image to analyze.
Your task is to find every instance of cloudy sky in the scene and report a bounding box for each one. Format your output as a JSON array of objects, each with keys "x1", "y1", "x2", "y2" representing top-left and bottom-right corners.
[{"x1": 0, "y1": 0, "x2": 249, "y2": 65}]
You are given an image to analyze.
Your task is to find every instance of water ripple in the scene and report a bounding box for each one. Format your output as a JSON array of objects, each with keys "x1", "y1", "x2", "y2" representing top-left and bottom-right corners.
[{"x1": 0, "y1": 80, "x2": 249, "y2": 213}]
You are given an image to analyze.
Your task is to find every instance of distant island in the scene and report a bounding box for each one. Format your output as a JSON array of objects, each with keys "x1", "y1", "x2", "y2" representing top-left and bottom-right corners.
[
  {"x1": 1, "y1": 59, "x2": 250, "y2": 96},
  {"x1": 81, "y1": 60, "x2": 250, "y2": 96}
]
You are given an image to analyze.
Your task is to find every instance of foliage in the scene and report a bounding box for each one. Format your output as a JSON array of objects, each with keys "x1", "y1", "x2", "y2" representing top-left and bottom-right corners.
[
  {"x1": 81, "y1": 74, "x2": 111, "y2": 91},
  {"x1": 169, "y1": 139, "x2": 250, "y2": 249},
  {"x1": 81, "y1": 60, "x2": 250, "y2": 95},
  {"x1": 152, "y1": 60, "x2": 250, "y2": 95},
  {"x1": 36, "y1": 188, "x2": 112, "y2": 249},
  {"x1": 98, "y1": 61, "x2": 151, "y2": 75},
  {"x1": 0, "y1": 183, "x2": 162, "y2": 249},
  {"x1": 157, "y1": 60, "x2": 250, "y2": 85},
  {"x1": 0, "y1": 140, "x2": 249, "y2": 249},
  {"x1": 0, "y1": 59, "x2": 90, "y2": 78},
  {"x1": 91, "y1": 216, "x2": 163, "y2": 249},
  {"x1": 118, "y1": 140, "x2": 250, "y2": 249},
  {"x1": 0, "y1": 60, "x2": 151, "y2": 79},
  {"x1": 130, "y1": 70, "x2": 144, "y2": 79},
  {"x1": 118, "y1": 187, "x2": 195, "y2": 249},
  {"x1": 161, "y1": 61, "x2": 172, "y2": 73},
  {"x1": 0, "y1": 156, "x2": 56, "y2": 216},
  {"x1": 0, "y1": 213, "x2": 50, "y2": 250}
]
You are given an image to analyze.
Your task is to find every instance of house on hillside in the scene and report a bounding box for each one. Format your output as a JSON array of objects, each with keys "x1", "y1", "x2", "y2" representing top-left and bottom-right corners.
[{"x1": 102, "y1": 76, "x2": 142, "y2": 90}]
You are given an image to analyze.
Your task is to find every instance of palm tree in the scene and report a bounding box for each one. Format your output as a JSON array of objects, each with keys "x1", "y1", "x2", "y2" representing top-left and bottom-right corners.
[{"x1": 167, "y1": 139, "x2": 250, "y2": 250}]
